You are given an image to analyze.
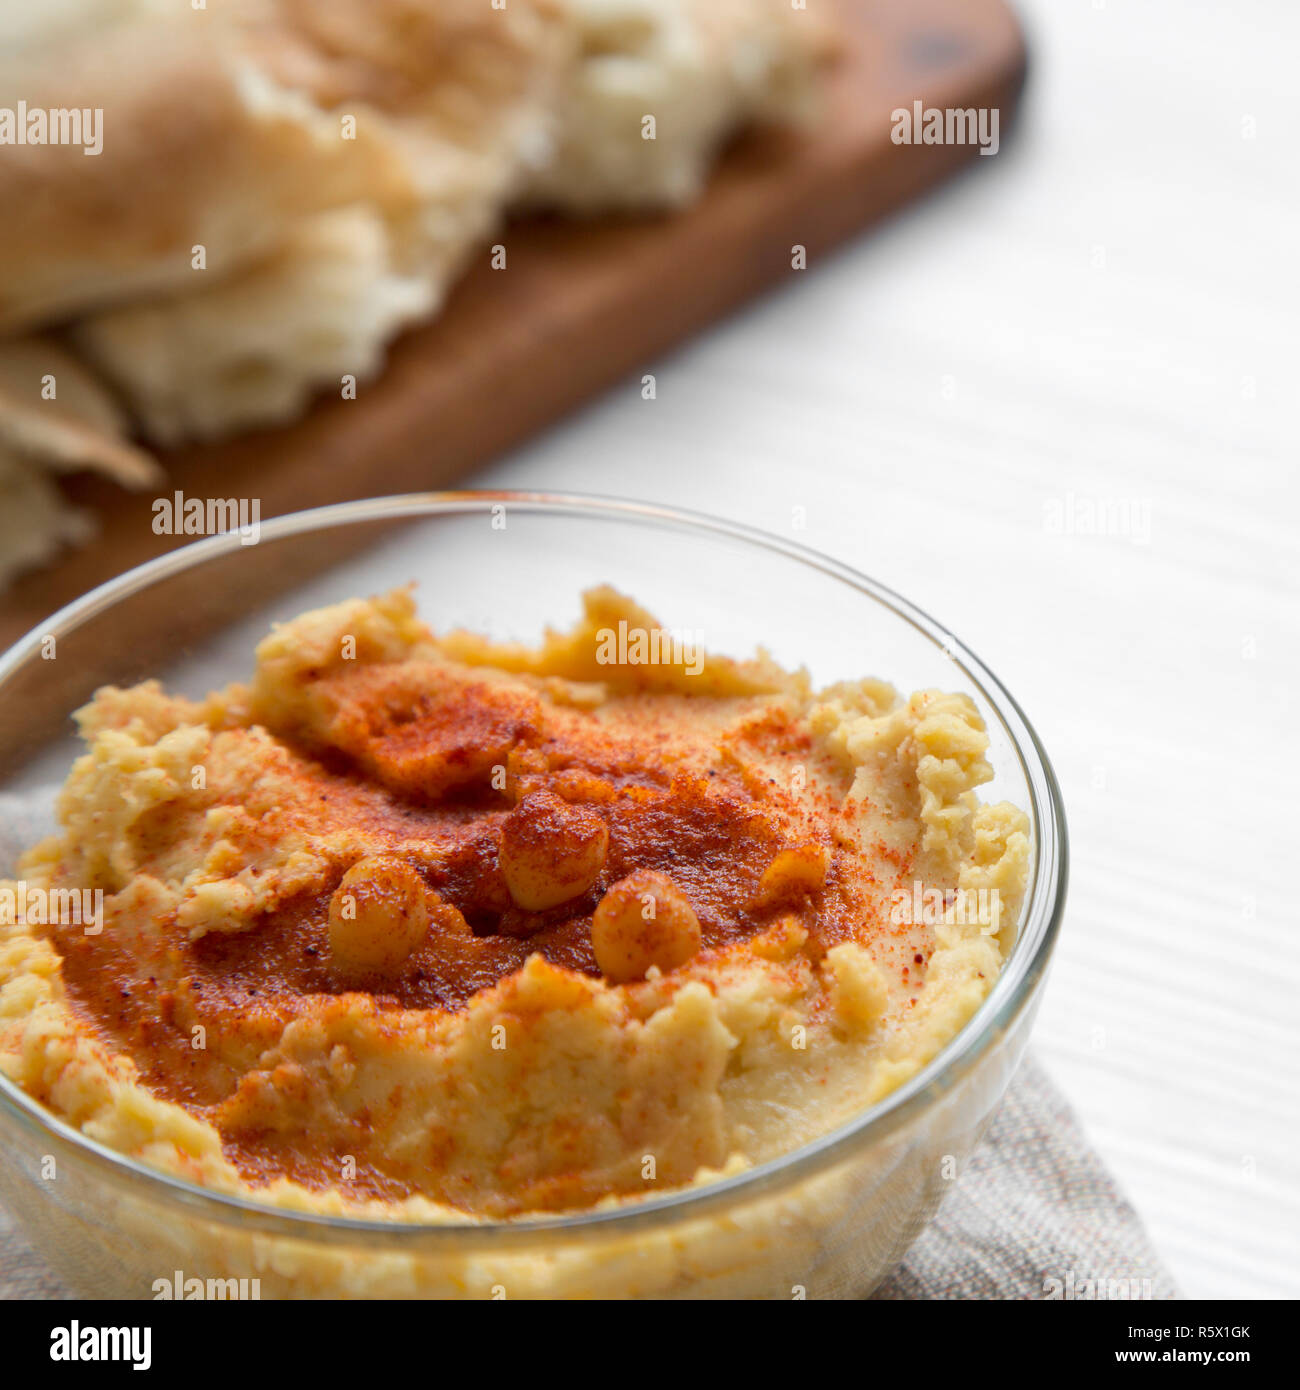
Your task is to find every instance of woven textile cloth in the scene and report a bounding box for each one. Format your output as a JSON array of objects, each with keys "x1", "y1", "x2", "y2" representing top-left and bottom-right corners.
[{"x1": 872, "y1": 1055, "x2": 1178, "y2": 1300}]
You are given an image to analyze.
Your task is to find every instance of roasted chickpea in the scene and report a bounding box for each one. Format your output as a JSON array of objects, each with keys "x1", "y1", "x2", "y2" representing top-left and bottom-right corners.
[
  {"x1": 498, "y1": 790, "x2": 609, "y2": 911},
  {"x1": 591, "y1": 869, "x2": 701, "y2": 983},
  {"x1": 328, "y1": 855, "x2": 431, "y2": 980},
  {"x1": 752, "y1": 844, "x2": 829, "y2": 908}
]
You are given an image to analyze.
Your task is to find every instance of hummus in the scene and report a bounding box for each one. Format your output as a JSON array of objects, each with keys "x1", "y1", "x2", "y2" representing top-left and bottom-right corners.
[{"x1": 0, "y1": 587, "x2": 1029, "y2": 1222}]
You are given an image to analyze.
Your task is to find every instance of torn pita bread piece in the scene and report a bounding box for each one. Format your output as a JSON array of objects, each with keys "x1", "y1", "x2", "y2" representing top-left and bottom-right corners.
[
  {"x1": 0, "y1": 0, "x2": 837, "y2": 467},
  {"x1": 0, "y1": 335, "x2": 159, "y2": 589},
  {"x1": 0, "y1": 336, "x2": 158, "y2": 487},
  {"x1": 0, "y1": 453, "x2": 95, "y2": 593},
  {"x1": 523, "y1": 0, "x2": 833, "y2": 212},
  {"x1": 73, "y1": 207, "x2": 438, "y2": 444},
  {"x1": 0, "y1": 0, "x2": 576, "y2": 441},
  {"x1": 0, "y1": 0, "x2": 572, "y2": 334}
]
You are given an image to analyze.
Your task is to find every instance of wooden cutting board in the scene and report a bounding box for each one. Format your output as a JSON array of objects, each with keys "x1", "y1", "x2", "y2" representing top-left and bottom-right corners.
[{"x1": 2, "y1": 0, "x2": 1026, "y2": 649}]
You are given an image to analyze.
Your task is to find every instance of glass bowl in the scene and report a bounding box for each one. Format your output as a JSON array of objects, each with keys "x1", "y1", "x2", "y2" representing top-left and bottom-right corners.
[{"x1": 0, "y1": 493, "x2": 1067, "y2": 1299}]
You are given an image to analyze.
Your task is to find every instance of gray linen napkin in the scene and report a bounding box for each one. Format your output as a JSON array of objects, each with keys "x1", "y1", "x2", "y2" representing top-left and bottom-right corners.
[
  {"x1": 871, "y1": 1055, "x2": 1178, "y2": 1300},
  {"x1": 0, "y1": 796, "x2": 1177, "y2": 1301}
]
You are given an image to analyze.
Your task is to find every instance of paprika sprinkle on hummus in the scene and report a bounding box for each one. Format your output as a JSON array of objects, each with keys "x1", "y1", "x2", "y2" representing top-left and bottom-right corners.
[{"x1": 0, "y1": 586, "x2": 1029, "y2": 1219}]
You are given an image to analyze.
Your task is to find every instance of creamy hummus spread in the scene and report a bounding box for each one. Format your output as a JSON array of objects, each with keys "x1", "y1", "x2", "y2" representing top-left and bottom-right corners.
[{"x1": 0, "y1": 587, "x2": 1029, "y2": 1220}]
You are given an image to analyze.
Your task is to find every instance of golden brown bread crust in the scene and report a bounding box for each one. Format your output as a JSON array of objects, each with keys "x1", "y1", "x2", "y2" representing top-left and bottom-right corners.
[
  {"x1": 0, "y1": 0, "x2": 568, "y2": 332},
  {"x1": 243, "y1": 0, "x2": 570, "y2": 135}
]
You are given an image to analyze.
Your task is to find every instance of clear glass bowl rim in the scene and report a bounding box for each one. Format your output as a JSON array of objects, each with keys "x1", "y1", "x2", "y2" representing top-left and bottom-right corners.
[{"x1": 0, "y1": 490, "x2": 1068, "y2": 1251}]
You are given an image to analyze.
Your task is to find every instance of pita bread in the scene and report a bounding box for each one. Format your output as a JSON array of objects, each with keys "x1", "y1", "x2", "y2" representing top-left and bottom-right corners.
[
  {"x1": 0, "y1": 336, "x2": 157, "y2": 485},
  {"x1": 0, "y1": 0, "x2": 831, "y2": 588},
  {"x1": 0, "y1": 453, "x2": 95, "y2": 593},
  {"x1": 73, "y1": 207, "x2": 436, "y2": 443},
  {"x1": 523, "y1": 0, "x2": 830, "y2": 211},
  {"x1": 0, "y1": 0, "x2": 568, "y2": 332}
]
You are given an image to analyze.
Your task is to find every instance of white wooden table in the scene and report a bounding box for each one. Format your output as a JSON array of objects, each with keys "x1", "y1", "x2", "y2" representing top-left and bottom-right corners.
[{"x1": 466, "y1": 0, "x2": 1300, "y2": 1298}]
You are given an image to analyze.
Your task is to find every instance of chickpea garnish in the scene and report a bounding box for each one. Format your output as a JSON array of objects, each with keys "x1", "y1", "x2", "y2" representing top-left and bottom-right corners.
[
  {"x1": 591, "y1": 869, "x2": 701, "y2": 983},
  {"x1": 327, "y1": 855, "x2": 432, "y2": 980},
  {"x1": 498, "y1": 790, "x2": 609, "y2": 911},
  {"x1": 752, "y1": 844, "x2": 829, "y2": 909}
]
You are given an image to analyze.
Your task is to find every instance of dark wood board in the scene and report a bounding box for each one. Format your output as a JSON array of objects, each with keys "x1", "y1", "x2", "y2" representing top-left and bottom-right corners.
[{"x1": 1, "y1": 0, "x2": 1027, "y2": 650}]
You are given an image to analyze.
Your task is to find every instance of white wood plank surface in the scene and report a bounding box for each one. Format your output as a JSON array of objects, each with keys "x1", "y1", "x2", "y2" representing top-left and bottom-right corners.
[{"x1": 466, "y1": 0, "x2": 1300, "y2": 1298}]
